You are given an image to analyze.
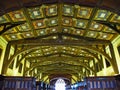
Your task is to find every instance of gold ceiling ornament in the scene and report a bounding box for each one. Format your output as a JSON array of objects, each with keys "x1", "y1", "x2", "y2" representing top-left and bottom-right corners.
[{"x1": 0, "y1": 3, "x2": 119, "y2": 41}]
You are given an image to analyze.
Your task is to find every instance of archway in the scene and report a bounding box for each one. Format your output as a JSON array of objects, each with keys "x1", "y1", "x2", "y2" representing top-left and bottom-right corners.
[{"x1": 55, "y1": 78, "x2": 66, "y2": 90}]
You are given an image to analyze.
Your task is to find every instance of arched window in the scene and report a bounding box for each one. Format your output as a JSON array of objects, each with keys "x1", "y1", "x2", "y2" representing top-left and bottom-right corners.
[
  {"x1": 18, "y1": 63, "x2": 23, "y2": 73},
  {"x1": 0, "y1": 48, "x2": 2, "y2": 59},
  {"x1": 117, "y1": 46, "x2": 120, "y2": 55},
  {"x1": 55, "y1": 78, "x2": 66, "y2": 90},
  {"x1": 105, "y1": 59, "x2": 110, "y2": 67}
]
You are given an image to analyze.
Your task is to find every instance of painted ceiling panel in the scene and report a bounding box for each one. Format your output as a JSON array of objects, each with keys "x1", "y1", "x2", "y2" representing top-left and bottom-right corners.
[
  {"x1": 63, "y1": 4, "x2": 74, "y2": 16},
  {"x1": 3, "y1": 33, "x2": 22, "y2": 41},
  {"x1": 94, "y1": 10, "x2": 111, "y2": 21},
  {"x1": 0, "y1": 15, "x2": 9, "y2": 24},
  {"x1": 22, "y1": 31, "x2": 35, "y2": 38},
  {"x1": 17, "y1": 23, "x2": 31, "y2": 32},
  {"x1": 28, "y1": 7, "x2": 44, "y2": 19},
  {"x1": 0, "y1": 4, "x2": 119, "y2": 41},
  {"x1": 74, "y1": 19, "x2": 88, "y2": 29},
  {"x1": 76, "y1": 6, "x2": 92, "y2": 19},
  {"x1": 110, "y1": 14, "x2": 120, "y2": 23},
  {"x1": 8, "y1": 10, "x2": 26, "y2": 22},
  {"x1": 33, "y1": 19, "x2": 46, "y2": 29},
  {"x1": 89, "y1": 22, "x2": 103, "y2": 31},
  {"x1": 46, "y1": 5, "x2": 58, "y2": 16},
  {"x1": 0, "y1": 2, "x2": 120, "y2": 79}
]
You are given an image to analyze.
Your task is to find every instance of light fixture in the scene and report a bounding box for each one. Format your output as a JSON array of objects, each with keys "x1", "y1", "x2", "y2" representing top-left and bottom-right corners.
[
  {"x1": 37, "y1": 22, "x2": 42, "y2": 26},
  {"x1": 117, "y1": 16, "x2": 120, "y2": 20},
  {"x1": 53, "y1": 36, "x2": 57, "y2": 39},
  {"x1": 63, "y1": 47, "x2": 66, "y2": 49},
  {"x1": 11, "y1": 35, "x2": 16, "y2": 38},
  {"x1": 26, "y1": 33, "x2": 31, "y2": 36},
  {"x1": 29, "y1": 55, "x2": 32, "y2": 57},
  {"x1": 40, "y1": 31, "x2": 44, "y2": 34},
  {"x1": 72, "y1": 48, "x2": 75, "y2": 51},
  {"x1": 33, "y1": 11, "x2": 39, "y2": 16},
  {"x1": 103, "y1": 34, "x2": 107, "y2": 38},
  {"x1": 49, "y1": 8, "x2": 54, "y2": 13},
  {"x1": 51, "y1": 20, "x2": 56, "y2": 24},
  {"x1": 52, "y1": 28, "x2": 56, "y2": 32},
  {"x1": 66, "y1": 8, "x2": 71, "y2": 13},
  {"x1": 36, "y1": 50, "x2": 39, "y2": 53},
  {"x1": 64, "y1": 19, "x2": 69, "y2": 24},
  {"x1": 76, "y1": 30, "x2": 80, "y2": 34},
  {"x1": 0, "y1": 17, "x2": 3, "y2": 21},
  {"x1": 64, "y1": 28, "x2": 68, "y2": 32},
  {"x1": 90, "y1": 33, "x2": 94, "y2": 36},
  {"x1": 78, "y1": 22, "x2": 83, "y2": 26},
  {"x1": 99, "y1": 12, "x2": 106, "y2": 18},
  {"x1": 15, "y1": 14, "x2": 21, "y2": 18},
  {"x1": 81, "y1": 10, "x2": 87, "y2": 16},
  {"x1": 94, "y1": 24, "x2": 99, "y2": 28},
  {"x1": 21, "y1": 25, "x2": 27, "y2": 29}
]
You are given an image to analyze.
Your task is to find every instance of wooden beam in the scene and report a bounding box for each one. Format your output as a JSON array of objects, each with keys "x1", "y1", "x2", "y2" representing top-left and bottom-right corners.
[
  {"x1": 26, "y1": 54, "x2": 93, "y2": 61},
  {"x1": 109, "y1": 43, "x2": 119, "y2": 74},
  {"x1": 10, "y1": 37, "x2": 110, "y2": 46},
  {"x1": 25, "y1": 61, "x2": 95, "y2": 74},
  {"x1": 0, "y1": 22, "x2": 24, "y2": 35},
  {"x1": 2, "y1": 43, "x2": 11, "y2": 75},
  {"x1": 96, "y1": 20, "x2": 120, "y2": 34}
]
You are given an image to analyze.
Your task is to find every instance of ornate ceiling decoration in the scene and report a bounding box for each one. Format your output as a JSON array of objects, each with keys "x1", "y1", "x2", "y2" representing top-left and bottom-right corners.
[
  {"x1": 0, "y1": 4, "x2": 119, "y2": 41},
  {"x1": 0, "y1": 0, "x2": 120, "y2": 81}
]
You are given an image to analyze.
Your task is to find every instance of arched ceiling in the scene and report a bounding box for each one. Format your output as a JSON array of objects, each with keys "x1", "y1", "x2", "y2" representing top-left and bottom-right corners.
[{"x1": 0, "y1": 0, "x2": 120, "y2": 82}]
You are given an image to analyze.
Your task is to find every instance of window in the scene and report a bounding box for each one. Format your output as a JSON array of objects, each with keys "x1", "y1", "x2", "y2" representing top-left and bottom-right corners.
[
  {"x1": 117, "y1": 46, "x2": 120, "y2": 54},
  {"x1": 0, "y1": 48, "x2": 2, "y2": 59},
  {"x1": 9, "y1": 60, "x2": 14, "y2": 69},
  {"x1": 18, "y1": 63, "x2": 23, "y2": 73},
  {"x1": 95, "y1": 63, "x2": 99, "y2": 72},
  {"x1": 105, "y1": 59, "x2": 110, "y2": 67},
  {"x1": 55, "y1": 78, "x2": 66, "y2": 90}
]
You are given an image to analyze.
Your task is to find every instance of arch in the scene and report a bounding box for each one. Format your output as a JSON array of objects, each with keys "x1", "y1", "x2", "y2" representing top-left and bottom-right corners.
[
  {"x1": 25, "y1": 60, "x2": 95, "y2": 74},
  {"x1": 55, "y1": 78, "x2": 66, "y2": 90},
  {"x1": 1, "y1": 1, "x2": 119, "y2": 75},
  {"x1": 4, "y1": 43, "x2": 115, "y2": 74}
]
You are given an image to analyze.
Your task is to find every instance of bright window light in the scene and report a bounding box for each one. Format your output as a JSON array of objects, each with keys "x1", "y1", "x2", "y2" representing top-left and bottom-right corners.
[{"x1": 55, "y1": 78, "x2": 66, "y2": 90}]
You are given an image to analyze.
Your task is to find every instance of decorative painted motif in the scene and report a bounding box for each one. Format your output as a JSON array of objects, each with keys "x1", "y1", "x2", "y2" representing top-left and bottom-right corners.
[
  {"x1": 46, "y1": 5, "x2": 57, "y2": 16},
  {"x1": 8, "y1": 10, "x2": 26, "y2": 22}
]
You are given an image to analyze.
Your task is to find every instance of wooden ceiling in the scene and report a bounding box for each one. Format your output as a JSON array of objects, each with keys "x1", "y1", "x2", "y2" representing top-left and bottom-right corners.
[{"x1": 0, "y1": 0, "x2": 120, "y2": 82}]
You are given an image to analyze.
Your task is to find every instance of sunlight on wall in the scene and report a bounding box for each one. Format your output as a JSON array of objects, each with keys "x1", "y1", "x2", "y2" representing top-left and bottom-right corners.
[
  {"x1": 55, "y1": 78, "x2": 66, "y2": 90},
  {"x1": 0, "y1": 37, "x2": 7, "y2": 74}
]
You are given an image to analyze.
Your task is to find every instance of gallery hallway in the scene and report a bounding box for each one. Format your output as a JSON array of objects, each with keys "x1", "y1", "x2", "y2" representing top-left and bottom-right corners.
[{"x1": 0, "y1": 0, "x2": 120, "y2": 90}]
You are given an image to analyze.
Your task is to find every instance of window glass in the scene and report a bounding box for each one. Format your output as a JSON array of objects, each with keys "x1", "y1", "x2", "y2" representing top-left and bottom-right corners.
[{"x1": 55, "y1": 78, "x2": 66, "y2": 90}]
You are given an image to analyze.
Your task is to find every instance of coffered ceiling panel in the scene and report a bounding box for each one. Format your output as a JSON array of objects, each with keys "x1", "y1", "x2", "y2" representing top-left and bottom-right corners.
[
  {"x1": 0, "y1": 15, "x2": 9, "y2": 24},
  {"x1": 0, "y1": 3, "x2": 119, "y2": 41},
  {"x1": 0, "y1": 1, "x2": 120, "y2": 80},
  {"x1": 94, "y1": 9, "x2": 111, "y2": 21},
  {"x1": 76, "y1": 6, "x2": 92, "y2": 19},
  {"x1": 28, "y1": 6, "x2": 44, "y2": 19},
  {"x1": 8, "y1": 10, "x2": 26, "y2": 22}
]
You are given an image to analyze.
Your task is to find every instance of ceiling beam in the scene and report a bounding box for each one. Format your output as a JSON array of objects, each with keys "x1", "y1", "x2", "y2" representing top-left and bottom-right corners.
[
  {"x1": 0, "y1": 0, "x2": 120, "y2": 16},
  {"x1": 26, "y1": 54, "x2": 93, "y2": 61},
  {"x1": 9, "y1": 37, "x2": 110, "y2": 46},
  {"x1": 96, "y1": 20, "x2": 120, "y2": 34},
  {"x1": 0, "y1": 22, "x2": 24, "y2": 35},
  {"x1": 25, "y1": 61, "x2": 95, "y2": 74}
]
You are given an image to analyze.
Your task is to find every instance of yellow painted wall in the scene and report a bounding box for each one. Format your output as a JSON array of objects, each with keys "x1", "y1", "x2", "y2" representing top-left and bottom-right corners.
[
  {"x1": 6, "y1": 58, "x2": 25, "y2": 76},
  {"x1": 97, "y1": 66, "x2": 115, "y2": 76},
  {"x1": 0, "y1": 36, "x2": 28, "y2": 76},
  {"x1": 1, "y1": 34, "x2": 120, "y2": 80},
  {"x1": 112, "y1": 35, "x2": 120, "y2": 74},
  {"x1": 97, "y1": 35, "x2": 120, "y2": 76},
  {"x1": 0, "y1": 36, "x2": 8, "y2": 74},
  {"x1": 71, "y1": 75, "x2": 77, "y2": 84}
]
